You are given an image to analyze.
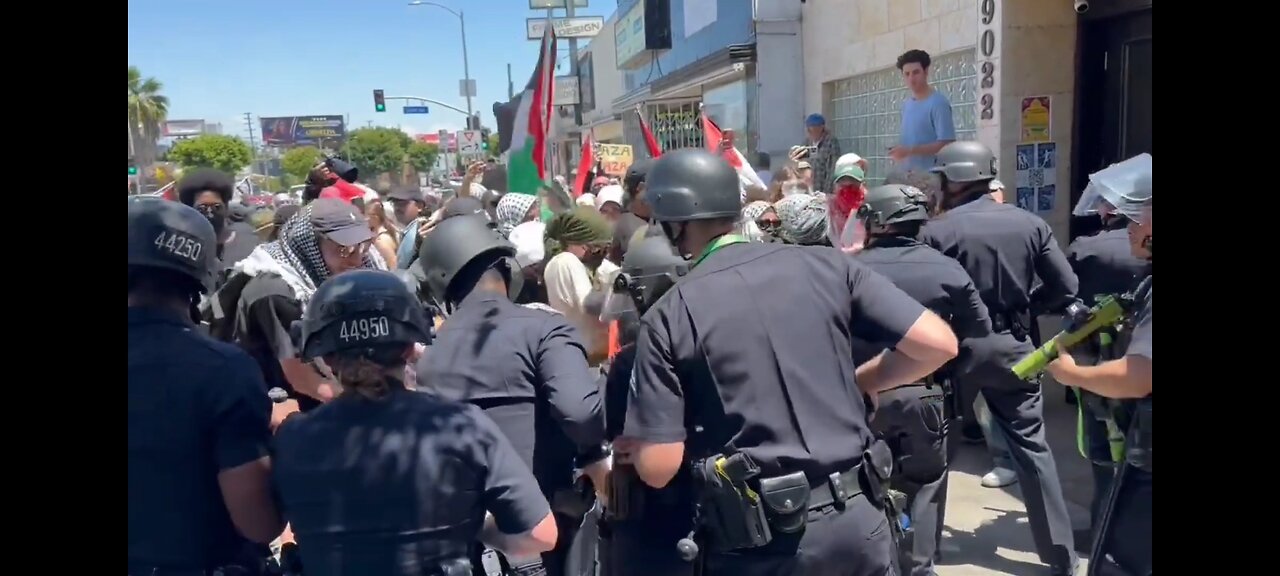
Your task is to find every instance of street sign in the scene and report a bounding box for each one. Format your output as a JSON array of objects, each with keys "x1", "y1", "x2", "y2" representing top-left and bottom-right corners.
[
  {"x1": 403, "y1": 106, "x2": 430, "y2": 114},
  {"x1": 457, "y1": 130, "x2": 483, "y2": 155},
  {"x1": 553, "y1": 76, "x2": 580, "y2": 106},
  {"x1": 529, "y1": 0, "x2": 587, "y2": 8},
  {"x1": 459, "y1": 79, "x2": 477, "y2": 98},
  {"x1": 525, "y1": 16, "x2": 604, "y2": 40}
]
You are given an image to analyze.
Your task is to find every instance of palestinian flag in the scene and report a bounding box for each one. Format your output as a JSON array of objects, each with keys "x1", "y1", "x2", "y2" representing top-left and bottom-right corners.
[{"x1": 506, "y1": 24, "x2": 557, "y2": 195}]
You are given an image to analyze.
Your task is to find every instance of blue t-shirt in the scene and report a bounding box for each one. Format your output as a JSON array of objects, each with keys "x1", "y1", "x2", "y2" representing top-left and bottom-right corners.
[
  {"x1": 395, "y1": 220, "x2": 421, "y2": 270},
  {"x1": 900, "y1": 90, "x2": 956, "y2": 172}
]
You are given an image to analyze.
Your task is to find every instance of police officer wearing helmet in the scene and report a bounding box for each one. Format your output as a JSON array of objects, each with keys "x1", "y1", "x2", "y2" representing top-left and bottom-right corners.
[
  {"x1": 619, "y1": 149, "x2": 960, "y2": 576},
  {"x1": 1061, "y1": 154, "x2": 1151, "y2": 532},
  {"x1": 128, "y1": 197, "x2": 285, "y2": 575},
  {"x1": 598, "y1": 235, "x2": 695, "y2": 576},
  {"x1": 854, "y1": 184, "x2": 995, "y2": 575},
  {"x1": 1049, "y1": 154, "x2": 1152, "y2": 576},
  {"x1": 273, "y1": 269, "x2": 558, "y2": 576},
  {"x1": 919, "y1": 140, "x2": 1080, "y2": 575},
  {"x1": 414, "y1": 215, "x2": 606, "y2": 576}
]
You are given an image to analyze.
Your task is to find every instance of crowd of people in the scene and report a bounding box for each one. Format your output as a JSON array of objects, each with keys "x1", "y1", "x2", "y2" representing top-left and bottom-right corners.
[{"x1": 129, "y1": 49, "x2": 1151, "y2": 576}]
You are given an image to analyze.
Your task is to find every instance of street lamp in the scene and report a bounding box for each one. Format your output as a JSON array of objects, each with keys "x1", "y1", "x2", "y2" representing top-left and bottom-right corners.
[{"x1": 408, "y1": 0, "x2": 474, "y2": 121}]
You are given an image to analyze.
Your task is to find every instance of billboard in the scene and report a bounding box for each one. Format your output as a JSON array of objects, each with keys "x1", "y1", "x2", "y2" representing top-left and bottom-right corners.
[
  {"x1": 259, "y1": 115, "x2": 346, "y2": 147},
  {"x1": 164, "y1": 119, "x2": 207, "y2": 137}
]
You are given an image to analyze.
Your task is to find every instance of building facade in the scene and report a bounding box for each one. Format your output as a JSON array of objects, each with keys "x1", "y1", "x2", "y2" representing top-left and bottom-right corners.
[
  {"x1": 802, "y1": 0, "x2": 1152, "y2": 240},
  {"x1": 608, "y1": 0, "x2": 807, "y2": 166}
]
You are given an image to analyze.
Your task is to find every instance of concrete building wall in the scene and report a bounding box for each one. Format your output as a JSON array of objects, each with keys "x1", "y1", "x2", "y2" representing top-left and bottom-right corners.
[{"x1": 802, "y1": 0, "x2": 1082, "y2": 241}]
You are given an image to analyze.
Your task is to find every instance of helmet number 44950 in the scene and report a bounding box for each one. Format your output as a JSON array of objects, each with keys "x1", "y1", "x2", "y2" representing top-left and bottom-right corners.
[
  {"x1": 339, "y1": 317, "x2": 391, "y2": 343},
  {"x1": 153, "y1": 231, "x2": 203, "y2": 263}
]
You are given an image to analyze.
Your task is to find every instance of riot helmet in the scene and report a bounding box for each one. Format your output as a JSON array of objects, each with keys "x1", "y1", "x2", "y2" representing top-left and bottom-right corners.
[
  {"x1": 416, "y1": 214, "x2": 523, "y2": 307},
  {"x1": 298, "y1": 269, "x2": 433, "y2": 361},
  {"x1": 602, "y1": 235, "x2": 689, "y2": 322},
  {"x1": 128, "y1": 196, "x2": 218, "y2": 293},
  {"x1": 1072, "y1": 153, "x2": 1151, "y2": 225},
  {"x1": 644, "y1": 149, "x2": 743, "y2": 223},
  {"x1": 858, "y1": 184, "x2": 930, "y2": 230},
  {"x1": 929, "y1": 141, "x2": 997, "y2": 184}
]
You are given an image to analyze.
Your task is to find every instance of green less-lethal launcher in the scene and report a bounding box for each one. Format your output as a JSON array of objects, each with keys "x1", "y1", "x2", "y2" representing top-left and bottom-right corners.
[{"x1": 1011, "y1": 295, "x2": 1127, "y2": 380}]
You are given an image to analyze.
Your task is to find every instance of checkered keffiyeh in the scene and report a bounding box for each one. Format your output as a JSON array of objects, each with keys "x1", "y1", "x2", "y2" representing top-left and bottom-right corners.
[
  {"x1": 775, "y1": 194, "x2": 829, "y2": 245},
  {"x1": 495, "y1": 193, "x2": 538, "y2": 238},
  {"x1": 249, "y1": 203, "x2": 383, "y2": 302},
  {"x1": 742, "y1": 201, "x2": 772, "y2": 224}
]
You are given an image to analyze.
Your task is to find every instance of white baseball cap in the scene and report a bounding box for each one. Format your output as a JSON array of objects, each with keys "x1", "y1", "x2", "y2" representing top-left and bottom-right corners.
[{"x1": 595, "y1": 185, "x2": 625, "y2": 209}]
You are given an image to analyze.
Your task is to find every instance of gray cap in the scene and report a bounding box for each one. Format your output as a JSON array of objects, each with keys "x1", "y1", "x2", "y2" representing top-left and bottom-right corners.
[{"x1": 309, "y1": 198, "x2": 374, "y2": 247}]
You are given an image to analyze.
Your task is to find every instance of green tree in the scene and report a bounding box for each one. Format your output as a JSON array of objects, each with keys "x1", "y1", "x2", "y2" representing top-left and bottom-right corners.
[
  {"x1": 342, "y1": 127, "x2": 413, "y2": 178},
  {"x1": 407, "y1": 141, "x2": 440, "y2": 173},
  {"x1": 486, "y1": 133, "x2": 500, "y2": 156},
  {"x1": 281, "y1": 146, "x2": 323, "y2": 180},
  {"x1": 168, "y1": 134, "x2": 254, "y2": 174},
  {"x1": 128, "y1": 66, "x2": 169, "y2": 167}
]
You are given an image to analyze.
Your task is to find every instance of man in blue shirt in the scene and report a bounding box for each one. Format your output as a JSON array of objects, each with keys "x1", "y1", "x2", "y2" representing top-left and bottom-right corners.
[{"x1": 891, "y1": 49, "x2": 957, "y2": 173}]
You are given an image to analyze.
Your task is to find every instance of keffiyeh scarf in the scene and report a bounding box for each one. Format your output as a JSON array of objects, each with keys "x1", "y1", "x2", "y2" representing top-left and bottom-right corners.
[{"x1": 495, "y1": 193, "x2": 539, "y2": 238}]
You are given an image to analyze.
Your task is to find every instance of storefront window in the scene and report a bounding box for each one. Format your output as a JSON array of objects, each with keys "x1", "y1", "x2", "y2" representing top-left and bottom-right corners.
[{"x1": 823, "y1": 50, "x2": 978, "y2": 186}]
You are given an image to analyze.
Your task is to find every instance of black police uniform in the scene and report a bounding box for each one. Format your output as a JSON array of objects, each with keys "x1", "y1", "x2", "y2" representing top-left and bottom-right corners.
[
  {"x1": 920, "y1": 146, "x2": 1079, "y2": 573},
  {"x1": 273, "y1": 270, "x2": 552, "y2": 576},
  {"x1": 1090, "y1": 277, "x2": 1151, "y2": 576},
  {"x1": 855, "y1": 235, "x2": 993, "y2": 576},
  {"x1": 1065, "y1": 220, "x2": 1148, "y2": 524},
  {"x1": 626, "y1": 240, "x2": 928, "y2": 576},
  {"x1": 414, "y1": 215, "x2": 605, "y2": 576},
  {"x1": 128, "y1": 198, "x2": 275, "y2": 574},
  {"x1": 599, "y1": 236, "x2": 695, "y2": 576}
]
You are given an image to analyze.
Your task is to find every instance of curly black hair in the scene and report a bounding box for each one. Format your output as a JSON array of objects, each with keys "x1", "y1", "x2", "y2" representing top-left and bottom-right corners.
[
  {"x1": 896, "y1": 49, "x2": 932, "y2": 70},
  {"x1": 176, "y1": 168, "x2": 234, "y2": 206}
]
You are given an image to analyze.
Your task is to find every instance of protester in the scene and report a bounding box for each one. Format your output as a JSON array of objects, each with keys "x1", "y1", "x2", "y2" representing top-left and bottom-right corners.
[
  {"x1": 543, "y1": 207, "x2": 613, "y2": 363},
  {"x1": 776, "y1": 193, "x2": 830, "y2": 246},
  {"x1": 594, "y1": 185, "x2": 625, "y2": 223},
  {"x1": 176, "y1": 168, "x2": 234, "y2": 259},
  {"x1": 228, "y1": 199, "x2": 384, "y2": 411},
  {"x1": 364, "y1": 201, "x2": 400, "y2": 269},
  {"x1": 495, "y1": 192, "x2": 540, "y2": 238}
]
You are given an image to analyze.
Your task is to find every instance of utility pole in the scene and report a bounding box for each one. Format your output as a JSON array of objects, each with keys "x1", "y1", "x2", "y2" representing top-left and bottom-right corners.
[
  {"x1": 565, "y1": 1, "x2": 583, "y2": 128},
  {"x1": 243, "y1": 112, "x2": 259, "y2": 178},
  {"x1": 507, "y1": 63, "x2": 515, "y2": 100}
]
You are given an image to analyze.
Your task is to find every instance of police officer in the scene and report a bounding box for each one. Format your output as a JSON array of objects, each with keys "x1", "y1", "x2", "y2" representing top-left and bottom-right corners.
[
  {"x1": 598, "y1": 236, "x2": 694, "y2": 576},
  {"x1": 619, "y1": 149, "x2": 960, "y2": 576},
  {"x1": 128, "y1": 197, "x2": 284, "y2": 575},
  {"x1": 919, "y1": 140, "x2": 1080, "y2": 575},
  {"x1": 853, "y1": 184, "x2": 994, "y2": 576},
  {"x1": 415, "y1": 215, "x2": 607, "y2": 576},
  {"x1": 1049, "y1": 158, "x2": 1152, "y2": 576},
  {"x1": 1063, "y1": 167, "x2": 1150, "y2": 530},
  {"x1": 273, "y1": 269, "x2": 559, "y2": 575}
]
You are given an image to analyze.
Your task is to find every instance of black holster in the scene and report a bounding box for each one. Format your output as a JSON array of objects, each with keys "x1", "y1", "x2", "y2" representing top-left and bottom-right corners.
[
  {"x1": 690, "y1": 453, "x2": 772, "y2": 552},
  {"x1": 552, "y1": 477, "x2": 596, "y2": 519}
]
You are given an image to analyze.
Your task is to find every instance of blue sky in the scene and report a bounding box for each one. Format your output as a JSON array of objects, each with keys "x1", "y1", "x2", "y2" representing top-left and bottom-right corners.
[{"x1": 127, "y1": 0, "x2": 613, "y2": 140}]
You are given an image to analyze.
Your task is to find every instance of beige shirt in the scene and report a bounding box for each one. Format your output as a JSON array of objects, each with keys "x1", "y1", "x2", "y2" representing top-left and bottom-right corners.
[{"x1": 544, "y1": 252, "x2": 607, "y2": 356}]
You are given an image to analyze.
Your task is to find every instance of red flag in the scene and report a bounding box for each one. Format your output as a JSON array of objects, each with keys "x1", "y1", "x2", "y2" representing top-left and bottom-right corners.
[
  {"x1": 701, "y1": 113, "x2": 742, "y2": 168},
  {"x1": 637, "y1": 108, "x2": 662, "y2": 158},
  {"x1": 572, "y1": 133, "x2": 594, "y2": 198}
]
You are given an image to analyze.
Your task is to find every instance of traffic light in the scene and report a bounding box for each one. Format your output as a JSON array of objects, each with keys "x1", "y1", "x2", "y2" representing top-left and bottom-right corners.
[
  {"x1": 128, "y1": 157, "x2": 138, "y2": 176},
  {"x1": 480, "y1": 127, "x2": 491, "y2": 151},
  {"x1": 373, "y1": 89, "x2": 386, "y2": 113}
]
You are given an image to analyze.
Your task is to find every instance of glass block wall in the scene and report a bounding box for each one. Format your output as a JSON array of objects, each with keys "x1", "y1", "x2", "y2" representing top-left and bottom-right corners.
[{"x1": 823, "y1": 49, "x2": 977, "y2": 186}]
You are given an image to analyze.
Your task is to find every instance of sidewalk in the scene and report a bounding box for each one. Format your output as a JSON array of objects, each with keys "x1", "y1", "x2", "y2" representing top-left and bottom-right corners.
[{"x1": 936, "y1": 378, "x2": 1095, "y2": 576}]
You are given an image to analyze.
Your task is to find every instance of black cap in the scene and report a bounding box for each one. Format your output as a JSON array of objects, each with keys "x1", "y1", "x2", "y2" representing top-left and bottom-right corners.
[
  {"x1": 624, "y1": 158, "x2": 653, "y2": 192},
  {"x1": 441, "y1": 196, "x2": 487, "y2": 220},
  {"x1": 387, "y1": 186, "x2": 423, "y2": 202},
  {"x1": 308, "y1": 198, "x2": 374, "y2": 246}
]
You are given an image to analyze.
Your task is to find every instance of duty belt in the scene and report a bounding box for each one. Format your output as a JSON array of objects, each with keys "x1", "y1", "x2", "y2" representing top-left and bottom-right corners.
[{"x1": 806, "y1": 465, "x2": 865, "y2": 517}]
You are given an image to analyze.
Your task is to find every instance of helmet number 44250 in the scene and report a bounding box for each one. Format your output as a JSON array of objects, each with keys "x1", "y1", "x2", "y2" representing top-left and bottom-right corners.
[{"x1": 153, "y1": 231, "x2": 203, "y2": 263}]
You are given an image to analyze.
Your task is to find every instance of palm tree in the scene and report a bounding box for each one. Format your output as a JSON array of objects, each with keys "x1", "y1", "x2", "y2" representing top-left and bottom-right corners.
[{"x1": 128, "y1": 66, "x2": 169, "y2": 166}]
